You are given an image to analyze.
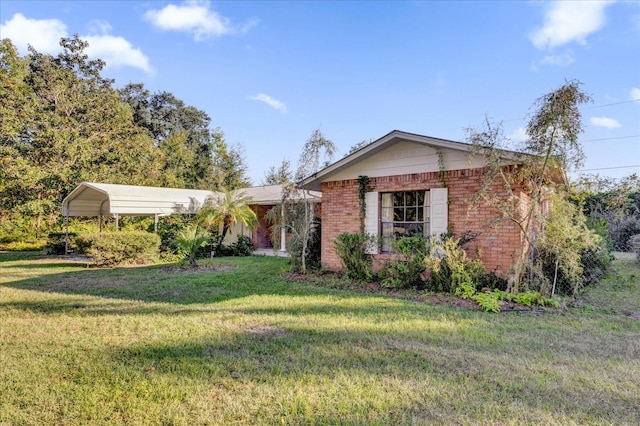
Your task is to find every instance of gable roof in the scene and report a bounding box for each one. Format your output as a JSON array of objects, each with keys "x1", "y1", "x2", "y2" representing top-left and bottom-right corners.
[{"x1": 299, "y1": 130, "x2": 524, "y2": 191}]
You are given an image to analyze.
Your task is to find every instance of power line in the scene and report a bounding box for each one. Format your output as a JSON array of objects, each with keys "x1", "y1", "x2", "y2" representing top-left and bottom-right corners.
[
  {"x1": 576, "y1": 165, "x2": 640, "y2": 172},
  {"x1": 580, "y1": 134, "x2": 640, "y2": 143},
  {"x1": 585, "y1": 98, "x2": 640, "y2": 110},
  {"x1": 500, "y1": 99, "x2": 640, "y2": 124}
]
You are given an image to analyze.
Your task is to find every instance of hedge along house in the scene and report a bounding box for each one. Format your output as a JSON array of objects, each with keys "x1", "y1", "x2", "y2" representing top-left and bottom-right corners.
[{"x1": 300, "y1": 130, "x2": 543, "y2": 276}]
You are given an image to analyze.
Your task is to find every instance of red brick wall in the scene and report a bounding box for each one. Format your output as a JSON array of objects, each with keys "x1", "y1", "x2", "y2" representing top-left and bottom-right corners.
[{"x1": 320, "y1": 168, "x2": 525, "y2": 276}]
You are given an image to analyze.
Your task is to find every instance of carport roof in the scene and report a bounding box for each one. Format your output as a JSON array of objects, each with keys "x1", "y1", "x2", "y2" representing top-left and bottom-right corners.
[
  {"x1": 62, "y1": 182, "x2": 322, "y2": 217},
  {"x1": 62, "y1": 182, "x2": 219, "y2": 217}
]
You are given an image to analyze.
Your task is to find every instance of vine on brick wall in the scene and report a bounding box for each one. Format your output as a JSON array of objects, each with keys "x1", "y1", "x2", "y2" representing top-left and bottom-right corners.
[
  {"x1": 435, "y1": 147, "x2": 447, "y2": 187},
  {"x1": 357, "y1": 175, "x2": 374, "y2": 234}
]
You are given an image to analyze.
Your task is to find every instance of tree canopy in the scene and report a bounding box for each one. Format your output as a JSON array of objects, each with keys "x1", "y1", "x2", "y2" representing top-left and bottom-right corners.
[{"x1": 0, "y1": 36, "x2": 249, "y2": 239}]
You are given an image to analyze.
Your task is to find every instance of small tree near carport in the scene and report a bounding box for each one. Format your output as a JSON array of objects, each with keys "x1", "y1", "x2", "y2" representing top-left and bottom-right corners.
[{"x1": 267, "y1": 129, "x2": 336, "y2": 273}]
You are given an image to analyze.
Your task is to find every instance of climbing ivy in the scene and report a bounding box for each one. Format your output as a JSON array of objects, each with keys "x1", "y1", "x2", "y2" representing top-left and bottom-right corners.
[{"x1": 357, "y1": 175, "x2": 374, "y2": 234}]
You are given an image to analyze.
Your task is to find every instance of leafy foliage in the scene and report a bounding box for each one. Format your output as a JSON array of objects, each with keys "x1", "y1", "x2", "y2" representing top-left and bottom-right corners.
[
  {"x1": 333, "y1": 232, "x2": 375, "y2": 282},
  {"x1": 379, "y1": 236, "x2": 428, "y2": 289},
  {"x1": 175, "y1": 224, "x2": 210, "y2": 267},
  {"x1": 75, "y1": 231, "x2": 160, "y2": 266},
  {"x1": 45, "y1": 232, "x2": 77, "y2": 255},
  {"x1": 197, "y1": 188, "x2": 257, "y2": 254},
  {"x1": 467, "y1": 81, "x2": 598, "y2": 293},
  {"x1": 0, "y1": 37, "x2": 249, "y2": 244},
  {"x1": 424, "y1": 236, "x2": 485, "y2": 296},
  {"x1": 225, "y1": 234, "x2": 255, "y2": 257}
]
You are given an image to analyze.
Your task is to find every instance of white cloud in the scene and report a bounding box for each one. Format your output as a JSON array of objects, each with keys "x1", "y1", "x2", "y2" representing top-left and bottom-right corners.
[
  {"x1": 631, "y1": 87, "x2": 640, "y2": 101},
  {"x1": 250, "y1": 94, "x2": 287, "y2": 114},
  {"x1": 84, "y1": 35, "x2": 152, "y2": 73},
  {"x1": 539, "y1": 52, "x2": 574, "y2": 67},
  {"x1": 507, "y1": 127, "x2": 528, "y2": 143},
  {"x1": 144, "y1": 1, "x2": 236, "y2": 40},
  {"x1": 0, "y1": 13, "x2": 151, "y2": 73},
  {"x1": 590, "y1": 116, "x2": 622, "y2": 129},
  {"x1": 0, "y1": 13, "x2": 67, "y2": 54},
  {"x1": 530, "y1": 1, "x2": 615, "y2": 50},
  {"x1": 88, "y1": 19, "x2": 113, "y2": 35}
]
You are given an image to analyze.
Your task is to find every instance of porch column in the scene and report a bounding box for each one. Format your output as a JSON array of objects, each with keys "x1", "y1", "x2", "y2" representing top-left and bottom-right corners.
[
  {"x1": 279, "y1": 204, "x2": 286, "y2": 252},
  {"x1": 154, "y1": 214, "x2": 159, "y2": 233},
  {"x1": 115, "y1": 214, "x2": 119, "y2": 231}
]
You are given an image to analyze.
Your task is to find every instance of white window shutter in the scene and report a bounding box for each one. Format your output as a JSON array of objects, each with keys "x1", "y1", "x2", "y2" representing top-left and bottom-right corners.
[
  {"x1": 430, "y1": 188, "x2": 448, "y2": 238},
  {"x1": 364, "y1": 192, "x2": 379, "y2": 254}
]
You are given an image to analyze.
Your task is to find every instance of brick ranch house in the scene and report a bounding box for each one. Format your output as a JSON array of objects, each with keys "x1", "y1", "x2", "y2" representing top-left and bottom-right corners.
[{"x1": 300, "y1": 130, "x2": 544, "y2": 276}]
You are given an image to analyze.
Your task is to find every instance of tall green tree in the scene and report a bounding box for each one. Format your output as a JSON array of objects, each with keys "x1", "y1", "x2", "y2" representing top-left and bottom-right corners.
[
  {"x1": 262, "y1": 158, "x2": 293, "y2": 185},
  {"x1": 119, "y1": 82, "x2": 223, "y2": 189},
  {"x1": 210, "y1": 132, "x2": 251, "y2": 190},
  {"x1": 0, "y1": 36, "x2": 161, "y2": 236}
]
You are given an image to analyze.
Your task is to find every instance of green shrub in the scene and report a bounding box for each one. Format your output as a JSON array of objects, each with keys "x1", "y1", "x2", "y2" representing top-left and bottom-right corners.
[
  {"x1": 333, "y1": 232, "x2": 375, "y2": 281},
  {"x1": 152, "y1": 215, "x2": 193, "y2": 255},
  {"x1": 75, "y1": 231, "x2": 160, "y2": 266},
  {"x1": 45, "y1": 232, "x2": 77, "y2": 255},
  {"x1": 471, "y1": 291, "x2": 501, "y2": 313},
  {"x1": 471, "y1": 289, "x2": 559, "y2": 312},
  {"x1": 226, "y1": 234, "x2": 254, "y2": 257},
  {"x1": 379, "y1": 236, "x2": 429, "y2": 289},
  {"x1": 175, "y1": 224, "x2": 211, "y2": 267},
  {"x1": 424, "y1": 236, "x2": 485, "y2": 295}
]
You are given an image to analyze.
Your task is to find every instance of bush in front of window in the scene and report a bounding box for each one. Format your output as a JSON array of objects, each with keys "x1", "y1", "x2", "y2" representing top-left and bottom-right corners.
[
  {"x1": 333, "y1": 232, "x2": 376, "y2": 282},
  {"x1": 379, "y1": 236, "x2": 430, "y2": 289},
  {"x1": 424, "y1": 236, "x2": 485, "y2": 296}
]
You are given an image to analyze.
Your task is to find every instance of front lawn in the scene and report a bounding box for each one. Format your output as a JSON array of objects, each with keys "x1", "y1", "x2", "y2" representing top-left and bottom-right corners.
[{"x1": 1, "y1": 252, "x2": 638, "y2": 425}]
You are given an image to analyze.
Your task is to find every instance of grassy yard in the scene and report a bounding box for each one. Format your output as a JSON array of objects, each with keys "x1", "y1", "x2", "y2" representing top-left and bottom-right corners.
[{"x1": 0, "y1": 252, "x2": 638, "y2": 425}]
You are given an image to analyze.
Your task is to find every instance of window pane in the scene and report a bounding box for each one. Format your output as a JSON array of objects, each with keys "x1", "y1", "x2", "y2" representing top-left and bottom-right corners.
[
  {"x1": 382, "y1": 222, "x2": 393, "y2": 237},
  {"x1": 405, "y1": 192, "x2": 416, "y2": 207},
  {"x1": 393, "y1": 207, "x2": 404, "y2": 221},
  {"x1": 394, "y1": 193, "x2": 404, "y2": 206},
  {"x1": 381, "y1": 207, "x2": 393, "y2": 221},
  {"x1": 406, "y1": 223, "x2": 424, "y2": 236},
  {"x1": 417, "y1": 191, "x2": 425, "y2": 206},
  {"x1": 417, "y1": 207, "x2": 424, "y2": 221},
  {"x1": 382, "y1": 193, "x2": 393, "y2": 208},
  {"x1": 406, "y1": 207, "x2": 416, "y2": 221}
]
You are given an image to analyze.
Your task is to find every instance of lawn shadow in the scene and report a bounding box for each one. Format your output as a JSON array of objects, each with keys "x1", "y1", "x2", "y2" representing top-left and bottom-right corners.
[{"x1": 106, "y1": 322, "x2": 639, "y2": 424}]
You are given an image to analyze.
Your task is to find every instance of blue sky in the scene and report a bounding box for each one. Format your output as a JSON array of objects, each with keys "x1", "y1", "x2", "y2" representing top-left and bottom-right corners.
[{"x1": 2, "y1": 0, "x2": 639, "y2": 184}]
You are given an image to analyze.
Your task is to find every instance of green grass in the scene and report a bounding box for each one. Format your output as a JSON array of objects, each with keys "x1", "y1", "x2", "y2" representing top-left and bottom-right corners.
[{"x1": 1, "y1": 252, "x2": 639, "y2": 425}]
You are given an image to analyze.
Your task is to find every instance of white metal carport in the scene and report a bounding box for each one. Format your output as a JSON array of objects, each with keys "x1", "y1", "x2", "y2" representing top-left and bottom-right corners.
[{"x1": 61, "y1": 182, "x2": 221, "y2": 252}]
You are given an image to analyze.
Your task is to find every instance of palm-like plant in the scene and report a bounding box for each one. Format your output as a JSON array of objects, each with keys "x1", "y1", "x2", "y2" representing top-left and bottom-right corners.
[
  {"x1": 197, "y1": 188, "x2": 258, "y2": 252},
  {"x1": 175, "y1": 223, "x2": 210, "y2": 267}
]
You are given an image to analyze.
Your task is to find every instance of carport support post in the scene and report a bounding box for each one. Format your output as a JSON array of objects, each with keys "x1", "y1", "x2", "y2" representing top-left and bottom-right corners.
[{"x1": 64, "y1": 215, "x2": 69, "y2": 255}]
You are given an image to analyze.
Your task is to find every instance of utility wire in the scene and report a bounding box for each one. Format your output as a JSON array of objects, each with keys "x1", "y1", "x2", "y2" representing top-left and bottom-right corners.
[
  {"x1": 500, "y1": 98, "x2": 640, "y2": 123},
  {"x1": 585, "y1": 98, "x2": 640, "y2": 110},
  {"x1": 576, "y1": 165, "x2": 640, "y2": 172},
  {"x1": 580, "y1": 134, "x2": 640, "y2": 143}
]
